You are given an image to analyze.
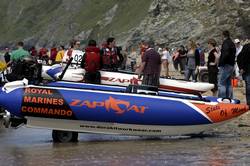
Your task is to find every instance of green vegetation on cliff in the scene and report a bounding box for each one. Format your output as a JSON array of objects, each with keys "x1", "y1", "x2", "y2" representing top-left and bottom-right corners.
[
  {"x1": 0, "y1": 0, "x2": 152, "y2": 46},
  {"x1": 0, "y1": 0, "x2": 249, "y2": 48}
]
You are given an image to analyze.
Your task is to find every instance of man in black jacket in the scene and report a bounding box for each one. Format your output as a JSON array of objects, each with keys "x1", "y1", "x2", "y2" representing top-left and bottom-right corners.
[
  {"x1": 237, "y1": 42, "x2": 250, "y2": 106},
  {"x1": 218, "y1": 30, "x2": 236, "y2": 98}
]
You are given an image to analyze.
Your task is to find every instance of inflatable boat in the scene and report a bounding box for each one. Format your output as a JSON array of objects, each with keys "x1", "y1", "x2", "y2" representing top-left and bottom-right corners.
[
  {"x1": 0, "y1": 79, "x2": 248, "y2": 142},
  {"x1": 42, "y1": 64, "x2": 214, "y2": 93}
]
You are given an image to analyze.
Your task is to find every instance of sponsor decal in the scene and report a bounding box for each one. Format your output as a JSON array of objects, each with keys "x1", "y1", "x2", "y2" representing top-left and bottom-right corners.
[
  {"x1": 21, "y1": 87, "x2": 75, "y2": 119},
  {"x1": 79, "y1": 124, "x2": 161, "y2": 133},
  {"x1": 23, "y1": 96, "x2": 64, "y2": 105},
  {"x1": 25, "y1": 88, "x2": 53, "y2": 95},
  {"x1": 205, "y1": 105, "x2": 221, "y2": 114},
  {"x1": 193, "y1": 103, "x2": 248, "y2": 123},
  {"x1": 21, "y1": 106, "x2": 72, "y2": 116},
  {"x1": 70, "y1": 96, "x2": 147, "y2": 114},
  {"x1": 101, "y1": 76, "x2": 142, "y2": 85}
]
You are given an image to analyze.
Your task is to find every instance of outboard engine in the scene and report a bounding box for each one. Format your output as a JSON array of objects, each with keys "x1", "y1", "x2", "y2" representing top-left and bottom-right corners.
[
  {"x1": 6, "y1": 56, "x2": 42, "y2": 84},
  {"x1": 126, "y1": 84, "x2": 159, "y2": 95},
  {"x1": 2, "y1": 110, "x2": 26, "y2": 128},
  {"x1": 218, "y1": 98, "x2": 241, "y2": 104}
]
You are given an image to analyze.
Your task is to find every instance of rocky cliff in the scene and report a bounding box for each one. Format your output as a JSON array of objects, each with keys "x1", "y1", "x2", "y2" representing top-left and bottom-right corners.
[
  {"x1": 132, "y1": 0, "x2": 250, "y2": 48},
  {"x1": 0, "y1": 0, "x2": 249, "y2": 49}
]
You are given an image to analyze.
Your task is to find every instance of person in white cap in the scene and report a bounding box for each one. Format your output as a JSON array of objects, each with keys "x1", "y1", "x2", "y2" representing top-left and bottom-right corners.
[
  {"x1": 234, "y1": 38, "x2": 243, "y2": 85},
  {"x1": 234, "y1": 39, "x2": 243, "y2": 57}
]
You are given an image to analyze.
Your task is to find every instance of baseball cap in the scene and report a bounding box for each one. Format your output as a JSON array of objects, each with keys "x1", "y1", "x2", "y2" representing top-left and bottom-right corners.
[{"x1": 234, "y1": 39, "x2": 240, "y2": 43}]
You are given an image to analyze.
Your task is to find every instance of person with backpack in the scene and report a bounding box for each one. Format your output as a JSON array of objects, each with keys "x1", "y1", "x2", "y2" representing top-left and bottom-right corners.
[
  {"x1": 8, "y1": 41, "x2": 30, "y2": 65},
  {"x1": 101, "y1": 37, "x2": 123, "y2": 71},
  {"x1": 80, "y1": 40, "x2": 101, "y2": 84},
  {"x1": 6, "y1": 41, "x2": 32, "y2": 82}
]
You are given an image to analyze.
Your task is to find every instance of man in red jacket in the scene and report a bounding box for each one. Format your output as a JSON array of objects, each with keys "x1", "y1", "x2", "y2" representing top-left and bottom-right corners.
[{"x1": 80, "y1": 39, "x2": 101, "y2": 84}]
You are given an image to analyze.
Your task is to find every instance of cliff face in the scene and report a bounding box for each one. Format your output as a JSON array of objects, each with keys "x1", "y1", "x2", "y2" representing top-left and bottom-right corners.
[
  {"x1": 131, "y1": 0, "x2": 250, "y2": 48},
  {"x1": 0, "y1": 0, "x2": 249, "y2": 48}
]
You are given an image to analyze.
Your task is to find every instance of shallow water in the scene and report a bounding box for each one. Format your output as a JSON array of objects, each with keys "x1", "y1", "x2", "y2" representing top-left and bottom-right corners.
[{"x1": 0, "y1": 126, "x2": 250, "y2": 166}]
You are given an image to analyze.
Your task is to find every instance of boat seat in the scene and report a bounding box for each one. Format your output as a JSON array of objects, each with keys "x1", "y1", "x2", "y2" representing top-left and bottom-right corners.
[{"x1": 126, "y1": 84, "x2": 158, "y2": 95}]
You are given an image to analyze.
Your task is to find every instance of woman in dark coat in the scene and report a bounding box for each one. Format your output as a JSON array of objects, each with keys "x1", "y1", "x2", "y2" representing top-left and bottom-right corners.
[{"x1": 207, "y1": 39, "x2": 219, "y2": 96}]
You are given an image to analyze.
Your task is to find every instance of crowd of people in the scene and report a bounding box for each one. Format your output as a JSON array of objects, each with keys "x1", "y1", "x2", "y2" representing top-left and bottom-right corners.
[
  {"x1": 1, "y1": 30, "x2": 250, "y2": 106},
  {"x1": 167, "y1": 30, "x2": 249, "y2": 106}
]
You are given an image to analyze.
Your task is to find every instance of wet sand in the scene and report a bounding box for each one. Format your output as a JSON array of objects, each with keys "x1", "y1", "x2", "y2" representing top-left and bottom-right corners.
[{"x1": 1, "y1": 116, "x2": 250, "y2": 166}]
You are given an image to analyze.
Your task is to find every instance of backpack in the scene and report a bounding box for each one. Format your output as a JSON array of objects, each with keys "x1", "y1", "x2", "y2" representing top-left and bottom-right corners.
[{"x1": 6, "y1": 57, "x2": 42, "y2": 84}]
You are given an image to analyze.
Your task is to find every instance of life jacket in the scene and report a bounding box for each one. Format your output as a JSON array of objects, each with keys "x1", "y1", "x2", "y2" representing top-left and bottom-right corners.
[
  {"x1": 67, "y1": 48, "x2": 73, "y2": 58},
  {"x1": 84, "y1": 46, "x2": 101, "y2": 72},
  {"x1": 140, "y1": 44, "x2": 147, "y2": 60},
  {"x1": 39, "y1": 48, "x2": 48, "y2": 57},
  {"x1": 50, "y1": 47, "x2": 58, "y2": 61},
  {"x1": 55, "y1": 50, "x2": 65, "y2": 62},
  {"x1": 102, "y1": 47, "x2": 118, "y2": 67},
  {"x1": 62, "y1": 49, "x2": 84, "y2": 66},
  {"x1": 30, "y1": 48, "x2": 37, "y2": 57}
]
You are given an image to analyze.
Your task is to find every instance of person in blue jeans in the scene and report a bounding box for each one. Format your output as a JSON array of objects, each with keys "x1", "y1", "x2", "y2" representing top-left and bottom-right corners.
[
  {"x1": 218, "y1": 65, "x2": 235, "y2": 98},
  {"x1": 218, "y1": 30, "x2": 236, "y2": 98},
  {"x1": 237, "y1": 42, "x2": 250, "y2": 106},
  {"x1": 245, "y1": 74, "x2": 250, "y2": 107}
]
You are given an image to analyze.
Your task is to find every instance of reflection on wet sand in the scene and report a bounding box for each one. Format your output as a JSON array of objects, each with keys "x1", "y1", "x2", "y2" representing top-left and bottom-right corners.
[{"x1": 0, "y1": 126, "x2": 250, "y2": 166}]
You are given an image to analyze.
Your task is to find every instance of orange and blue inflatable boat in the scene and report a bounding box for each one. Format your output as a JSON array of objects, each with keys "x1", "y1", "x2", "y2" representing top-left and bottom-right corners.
[{"x1": 0, "y1": 79, "x2": 248, "y2": 142}]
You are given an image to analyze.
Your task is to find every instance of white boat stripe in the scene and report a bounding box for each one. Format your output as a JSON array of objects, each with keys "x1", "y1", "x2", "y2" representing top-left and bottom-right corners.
[
  {"x1": 27, "y1": 85, "x2": 203, "y2": 102},
  {"x1": 182, "y1": 101, "x2": 213, "y2": 122},
  {"x1": 58, "y1": 81, "x2": 124, "y2": 89}
]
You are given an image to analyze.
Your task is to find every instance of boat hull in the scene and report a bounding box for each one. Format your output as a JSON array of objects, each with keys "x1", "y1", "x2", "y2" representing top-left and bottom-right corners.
[
  {"x1": 0, "y1": 80, "x2": 248, "y2": 136},
  {"x1": 42, "y1": 65, "x2": 214, "y2": 93},
  {"x1": 42, "y1": 65, "x2": 84, "y2": 82},
  {"x1": 26, "y1": 116, "x2": 227, "y2": 136},
  {"x1": 100, "y1": 70, "x2": 214, "y2": 93}
]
